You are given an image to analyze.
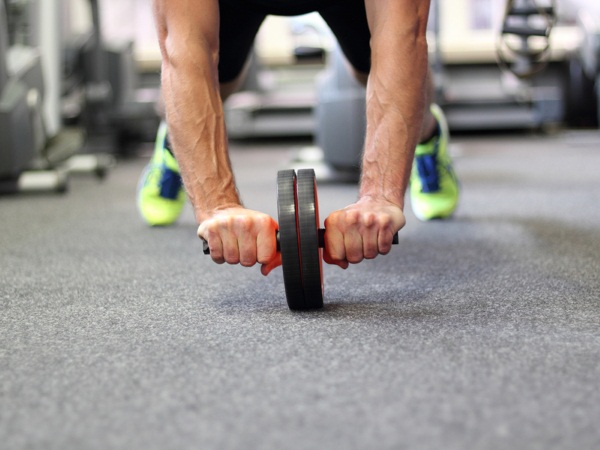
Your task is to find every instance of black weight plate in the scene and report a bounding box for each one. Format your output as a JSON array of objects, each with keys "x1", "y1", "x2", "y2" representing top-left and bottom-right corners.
[
  {"x1": 296, "y1": 169, "x2": 324, "y2": 309},
  {"x1": 276, "y1": 170, "x2": 306, "y2": 310}
]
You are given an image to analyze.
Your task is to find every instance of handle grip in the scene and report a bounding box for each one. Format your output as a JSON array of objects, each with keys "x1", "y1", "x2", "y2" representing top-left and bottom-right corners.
[{"x1": 202, "y1": 230, "x2": 398, "y2": 255}]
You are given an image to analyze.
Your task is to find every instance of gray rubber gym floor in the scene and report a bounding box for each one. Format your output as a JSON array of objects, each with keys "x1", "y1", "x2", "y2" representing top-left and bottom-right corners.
[{"x1": 1, "y1": 131, "x2": 599, "y2": 450}]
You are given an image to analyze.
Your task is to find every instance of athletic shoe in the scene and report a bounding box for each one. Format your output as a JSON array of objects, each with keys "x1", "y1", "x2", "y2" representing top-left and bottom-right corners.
[
  {"x1": 137, "y1": 121, "x2": 186, "y2": 226},
  {"x1": 410, "y1": 104, "x2": 459, "y2": 221}
]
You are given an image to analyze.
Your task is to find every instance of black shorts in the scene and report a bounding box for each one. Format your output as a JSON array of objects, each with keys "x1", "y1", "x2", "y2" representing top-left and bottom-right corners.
[{"x1": 218, "y1": 0, "x2": 371, "y2": 82}]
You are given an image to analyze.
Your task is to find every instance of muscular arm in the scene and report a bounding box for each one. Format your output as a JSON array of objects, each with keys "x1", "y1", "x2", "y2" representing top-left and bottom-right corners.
[
  {"x1": 361, "y1": 0, "x2": 431, "y2": 208},
  {"x1": 153, "y1": 0, "x2": 240, "y2": 221},
  {"x1": 153, "y1": 0, "x2": 278, "y2": 270},
  {"x1": 153, "y1": 0, "x2": 429, "y2": 272},
  {"x1": 324, "y1": 0, "x2": 431, "y2": 266}
]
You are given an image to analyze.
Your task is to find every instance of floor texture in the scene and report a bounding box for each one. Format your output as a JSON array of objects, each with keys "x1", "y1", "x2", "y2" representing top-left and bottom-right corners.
[{"x1": 1, "y1": 131, "x2": 599, "y2": 450}]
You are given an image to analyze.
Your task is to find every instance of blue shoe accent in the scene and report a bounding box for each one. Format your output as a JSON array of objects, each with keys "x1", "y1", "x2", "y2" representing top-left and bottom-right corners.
[
  {"x1": 415, "y1": 153, "x2": 440, "y2": 193},
  {"x1": 410, "y1": 104, "x2": 459, "y2": 221},
  {"x1": 159, "y1": 166, "x2": 183, "y2": 200},
  {"x1": 137, "y1": 121, "x2": 186, "y2": 226}
]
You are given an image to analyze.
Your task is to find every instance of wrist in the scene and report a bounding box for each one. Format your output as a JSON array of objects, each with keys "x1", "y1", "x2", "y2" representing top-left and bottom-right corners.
[
  {"x1": 189, "y1": 182, "x2": 242, "y2": 224},
  {"x1": 195, "y1": 201, "x2": 243, "y2": 224},
  {"x1": 358, "y1": 173, "x2": 406, "y2": 209},
  {"x1": 356, "y1": 193, "x2": 405, "y2": 211},
  {"x1": 179, "y1": 170, "x2": 241, "y2": 224},
  {"x1": 359, "y1": 136, "x2": 412, "y2": 211}
]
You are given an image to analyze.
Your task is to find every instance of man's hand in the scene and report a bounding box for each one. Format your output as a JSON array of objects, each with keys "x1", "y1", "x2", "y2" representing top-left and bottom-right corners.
[
  {"x1": 323, "y1": 197, "x2": 405, "y2": 269},
  {"x1": 198, "y1": 207, "x2": 281, "y2": 276}
]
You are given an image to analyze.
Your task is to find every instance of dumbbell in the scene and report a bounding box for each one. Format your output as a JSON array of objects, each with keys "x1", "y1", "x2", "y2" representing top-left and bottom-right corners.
[{"x1": 204, "y1": 169, "x2": 398, "y2": 310}]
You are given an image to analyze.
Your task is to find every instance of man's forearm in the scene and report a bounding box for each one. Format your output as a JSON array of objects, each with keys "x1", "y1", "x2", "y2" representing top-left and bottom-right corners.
[
  {"x1": 360, "y1": 1, "x2": 431, "y2": 210},
  {"x1": 154, "y1": 0, "x2": 241, "y2": 224},
  {"x1": 162, "y1": 60, "x2": 241, "y2": 222}
]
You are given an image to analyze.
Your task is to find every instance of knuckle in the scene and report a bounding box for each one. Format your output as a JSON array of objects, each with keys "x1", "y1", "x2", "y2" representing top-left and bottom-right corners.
[
  {"x1": 225, "y1": 256, "x2": 240, "y2": 265},
  {"x1": 234, "y1": 215, "x2": 253, "y2": 232},
  {"x1": 379, "y1": 236, "x2": 393, "y2": 255},
  {"x1": 257, "y1": 214, "x2": 273, "y2": 230},
  {"x1": 200, "y1": 221, "x2": 216, "y2": 237},
  {"x1": 346, "y1": 209, "x2": 360, "y2": 225},
  {"x1": 364, "y1": 245, "x2": 378, "y2": 260},
  {"x1": 212, "y1": 255, "x2": 226, "y2": 265},
  {"x1": 218, "y1": 216, "x2": 234, "y2": 233},
  {"x1": 346, "y1": 247, "x2": 363, "y2": 264},
  {"x1": 347, "y1": 254, "x2": 363, "y2": 264},
  {"x1": 329, "y1": 251, "x2": 344, "y2": 262},
  {"x1": 378, "y1": 214, "x2": 393, "y2": 230},
  {"x1": 324, "y1": 214, "x2": 339, "y2": 229},
  {"x1": 364, "y1": 212, "x2": 376, "y2": 228},
  {"x1": 239, "y1": 247, "x2": 258, "y2": 268},
  {"x1": 325, "y1": 243, "x2": 344, "y2": 262},
  {"x1": 223, "y1": 247, "x2": 240, "y2": 265},
  {"x1": 204, "y1": 228, "x2": 219, "y2": 242},
  {"x1": 379, "y1": 246, "x2": 391, "y2": 255}
]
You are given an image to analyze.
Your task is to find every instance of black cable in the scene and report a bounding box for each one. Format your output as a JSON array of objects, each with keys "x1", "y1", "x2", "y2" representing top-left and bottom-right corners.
[{"x1": 496, "y1": 0, "x2": 557, "y2": 79}]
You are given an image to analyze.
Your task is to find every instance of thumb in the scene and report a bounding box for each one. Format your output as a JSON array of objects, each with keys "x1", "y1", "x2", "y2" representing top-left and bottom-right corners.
[
  {"x1": 261, "y1": 253, "x2": 282, "y2": 276},
  {"x1": 323, "y1": 248, "x2": 349, "y2": 270}
]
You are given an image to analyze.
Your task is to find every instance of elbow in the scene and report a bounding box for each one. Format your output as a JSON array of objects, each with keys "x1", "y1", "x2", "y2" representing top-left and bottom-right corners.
[
  {"x1": 159, "y1": 32, "x2": 180, "y2": 70},
  {"x1": 408, "y1": 10, "x2": 429, "y2": 49},
  {"x1": 158, "y1": 27, "x2": 218, "y2": 73},
  {"x1": 369, "y1": 4, "x2": 430, "y2": 54}
]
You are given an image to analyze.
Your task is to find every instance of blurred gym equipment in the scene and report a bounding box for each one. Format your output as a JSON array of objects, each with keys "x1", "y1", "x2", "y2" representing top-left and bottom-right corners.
[
  {"x1": 564, "y1": 0, "x2": 600, "y2": 127},
  {"x1": 307, "y1": 0, "x2": 599, "y2": 175},
  {"x1": 497, "y1": 0, "x2": 557, "y2": 78},
  {"x1": 61, "y1": 0, "x2": 161, "y2": 154},
  {"x1": 224, "y1": 15, "x2": 329, "y2": 139},
  {"x1": 0, "y1": 0, "x2": 111, "y2": 194}
]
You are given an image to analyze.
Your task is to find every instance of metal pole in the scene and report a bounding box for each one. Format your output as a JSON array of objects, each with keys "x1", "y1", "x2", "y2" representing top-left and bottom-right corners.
[
  {"x1": 37, "y1": 0, "x2": 61, "y2": 136},
  {"x1": 431, "y1": 0, "x2": 444, "y2": 102}
]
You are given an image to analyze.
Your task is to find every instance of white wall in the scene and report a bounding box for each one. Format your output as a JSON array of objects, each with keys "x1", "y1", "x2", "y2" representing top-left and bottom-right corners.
[{"x1": 99, "y1": 0, "x2": 160, "y2": 68}]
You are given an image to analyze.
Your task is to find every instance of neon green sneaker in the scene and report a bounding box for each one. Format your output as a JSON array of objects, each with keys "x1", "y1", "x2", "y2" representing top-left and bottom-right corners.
[
  {"x1": 410, "y1": 104, "x2": 459, "y2": 221},
  {"x1": 137, "y1": 121, "x2": 186, "y2": 226}
]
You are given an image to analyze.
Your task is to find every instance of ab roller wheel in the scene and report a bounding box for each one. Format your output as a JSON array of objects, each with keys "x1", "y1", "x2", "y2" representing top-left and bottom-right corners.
[
  {"x1": 204, "y1": 168, "x2": 398, "y2": 311},
  {"x1": 277, "y1": 169, "x2": 324, "y2": 310}
]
